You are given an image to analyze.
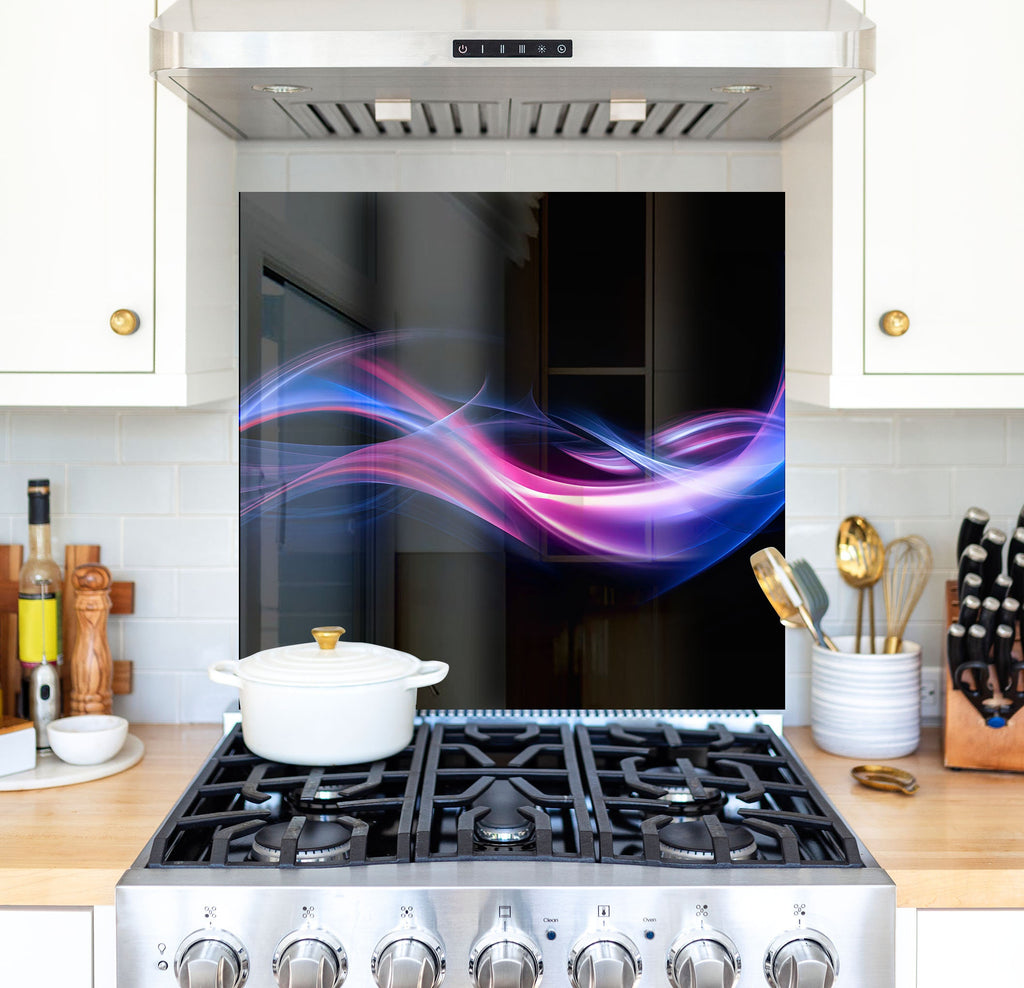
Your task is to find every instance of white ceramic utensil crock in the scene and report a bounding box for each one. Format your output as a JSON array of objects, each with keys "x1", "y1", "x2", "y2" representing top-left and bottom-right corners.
[{"x1": 209, "y1": 626, "x2": 448, "y2": 765}]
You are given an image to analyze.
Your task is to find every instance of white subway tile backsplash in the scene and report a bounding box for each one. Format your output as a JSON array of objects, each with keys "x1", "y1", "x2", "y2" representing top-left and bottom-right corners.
[
  {"x1": 180, "y1": 671, "x2": 239, "y2": 724},
  {"x1": 898, "y1": 413, "x2": 1006, "y2": 466},
  {"x1": 117, "y1": 569, "x2": 179, "y2": 619},
  {"x1": 113, "y1": 670, "x2": 181, "y2": 724},
  {"x1": 47, "y1": 516, "x2": 123, "y2": 567},
  {"x1": 787, "y1": 415, "x2": 892, "y2": 466},
  {"x1": 843, "y1": 468, "x2": 951, "y2": 518},
  {"x1": 0, "y1": 464, "x2": 67, "y2": 514},
  {"x1": 784, "y1": 468, "x2": 840, "y2": 517},
  {"x1": 289, "y1": 152, "x2": 398, "y2": 191},
  {"x1": 68, "y1": 465, "x2": 176, "y2": 515},
  {"x1": 123, "y1": 619, "x2": 238, "y2": 671},
  {"x1": 397, "y1": 153, "x2": 508, "y2": 190},
  {"x1": 507, "y1": 152, "x2": 617, "y2": 191},
  {"x1": 121, "y1": 412, "x2": 230, "y2": 463},
  {"x1": 1007, "y1": 417, "x2": 1024, "y2": 465},
  {"x1": 124, "y1": 517, "x2": 235, "y2": 567},
  {"x1": 950, "y1": 467, "x2": 1024, "y2": 520},
  {"x1": 785, "y1": 522, "x2": 844, "y2": 569},
  {"x1": 618, "y1": 153, "x2": 728, "y2": 191},
  {"x1": 728, "y1": 154, "x2": 783, "y2": 191},
  {"x1": 179, "y1": 569, "x2": 239, "y2": 619},
  {"x1": 180, "y1": 465, "x2": 239, "y2": 515},
  {"x1": 10, "y1": 412, "x2": 116, "y2": 463}
]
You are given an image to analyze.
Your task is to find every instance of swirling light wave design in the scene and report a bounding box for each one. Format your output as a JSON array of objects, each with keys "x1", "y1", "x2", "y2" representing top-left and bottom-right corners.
[{"x1": 240, "y1": 332, "x2": 784, "y2": 584}]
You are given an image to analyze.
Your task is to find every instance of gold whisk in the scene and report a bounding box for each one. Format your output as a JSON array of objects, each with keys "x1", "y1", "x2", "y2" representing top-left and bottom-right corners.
[{"x1": 882, "y1": 535, "x2": 933, "y2": 654}]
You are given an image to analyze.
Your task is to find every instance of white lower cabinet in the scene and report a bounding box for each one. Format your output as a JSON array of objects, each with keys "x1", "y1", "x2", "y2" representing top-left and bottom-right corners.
[
  {"x1": 916, "y1": 910, "x2": 1023, "y2": 986},
  {"x1": 0, "y1": 906, "x2": 94, "y2": 987}
]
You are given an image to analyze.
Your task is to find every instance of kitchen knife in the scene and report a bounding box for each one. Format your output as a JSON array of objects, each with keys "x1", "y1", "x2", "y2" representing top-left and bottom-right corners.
[
  {"x1": 960, "y1": 624, "x2": 993, "y2": 698},
  {"x1": 978, "y1": 596, "x2": 1002, "y2": 652},
  {"x1": 958, "y1": 544, "x2": 988, "y2": 599},
  {"x1": 960, "y1": 572, "x2": 983, "y2": 602},
  {"x1": 946, "y1": 623, "x2": 966, "y2": 689},
  {"x1": 1011, "y1": 552, "x2": 1024, "y2": 604},
  {"x1": 990, "y1": 573, "x2": 1014, "y2": 603},
  {"x1": 980, "y1": 528, "x2": 1008, "y2": 588},
  {"x1": 994, "y1": 623, "x2": 1016, "y2": 695},
  {"x1": 958, "y1": 594, "x2": 982, "y2": 628},
  {"x1": 997, "y1": 595, "x2": 1020, "y2": 632},
  {"x1": 1017, "y1": 504, "x2": 1024, "y2": 534},
  {"x1": 957, "y1": 506, "x2": 990, "y2": 562},
  {"x1": 1009, "y1": 527, "x2": 1024, "y2": 569}
]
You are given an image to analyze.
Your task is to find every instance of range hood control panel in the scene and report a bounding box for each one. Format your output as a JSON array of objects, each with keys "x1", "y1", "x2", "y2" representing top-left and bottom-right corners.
[{"x1": 453, "y1": 40, "x2": 573, "y2": 58}]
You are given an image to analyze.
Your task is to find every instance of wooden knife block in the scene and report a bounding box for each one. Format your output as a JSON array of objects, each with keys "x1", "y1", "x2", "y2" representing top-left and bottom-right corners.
[
  {"x1": 0, "y1": 544, "x2": 134, "y2": 718},
  {"x1": 943, "y1": 580, "x2": 1024, "y2": 772}
]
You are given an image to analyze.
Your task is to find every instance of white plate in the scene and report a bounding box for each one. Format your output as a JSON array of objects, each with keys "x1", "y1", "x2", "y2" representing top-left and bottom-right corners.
[{"x1": 0, "y1": 733, "x2": 143, "y2": 791}]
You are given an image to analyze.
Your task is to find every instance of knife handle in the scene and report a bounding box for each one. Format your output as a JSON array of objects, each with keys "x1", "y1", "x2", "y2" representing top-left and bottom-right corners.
[
  {"x1": 946, "y1": 623, "x2": 966, "y2": 690},
  {"x1": 958, "y1": 594, "x2": 982, "y2": 628},
  {"x1": 980, "y1": 529, "x2": 1008, "y2": 589},
  {"x1": 964, "y1": 624, "x2": 993, "y2": 698},
  {"x1": 958, "y1": 544, "x2": 988, "y2": 599},
  {"x1": 997, "y1": 596, "x2": 1020, "y2": 632},
  {"x1": 978, "y1": 596, "x2": 1002, "y2": 651},
  {"x1": 1016, "y1": 503, "x2": 1024, "y2": 535},
  {"x1": 994, "y1": 624, "x2": 1016, "y2": 695},
  {"x1": 1008, "y1": 527, "x2": 1024, "y2": 569},
  {"x1": 990, "y1": 573, "x2": 1014, "y2": 603},
  {"x1": 1011, "y1": 552, "x2": 1024, "y2": 604},
  {"x1": 957, "y1": 507, "x2": 990, "y2": 562}
]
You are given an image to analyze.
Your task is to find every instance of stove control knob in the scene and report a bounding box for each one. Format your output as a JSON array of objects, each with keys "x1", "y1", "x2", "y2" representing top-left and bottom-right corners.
[
  {"x1": 668, "y1": 932, "x2": 740, "y2": 988},
  {"x1": 274, "y1": 931, "x2": 347, "y2": 988},
  {"x1": 470, "y1": 935, "x2": 543, "y2": 988},
  {"x1": 174, "y1": 930, "x2": 249, "y2": 988},
  {"x1": 568, "y1": 934, "x2": 642, "y2": 988},
  {"x1": 372, "y1": 931, "x2": 445, "y2": 988},
  {"x1": 764, "y1": 931, "x2": 838, "y2": 988}
]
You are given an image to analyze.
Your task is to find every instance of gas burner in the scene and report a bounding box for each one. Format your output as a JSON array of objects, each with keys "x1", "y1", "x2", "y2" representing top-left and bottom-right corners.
[
  {"x1": 657, "y1": 821, "x2": 757, "y2": 863},
  {"x1": 250, "y1": 820, "x2": 352, "y2": 864},
  {"x1": 285, "y1": 785, "x2": 353, "y2": 820},
  {"x1": 471, "y1": 780, "x2": 536, "y2": 845},
  {"x1": 655, "y1": 785, "x2": 727, "y2": 818}
]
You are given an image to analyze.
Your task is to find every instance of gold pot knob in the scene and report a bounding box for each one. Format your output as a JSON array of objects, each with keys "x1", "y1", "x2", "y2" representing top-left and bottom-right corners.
[
  {"x1": 311, "y1": 626, "x2": 346, "y2": 650},
  {"x1": 880, "y1": 310, "x2": 910, "y2": 337},
  {"x1": 109, "y1": 309, "x2": 140, "y2": 336}
]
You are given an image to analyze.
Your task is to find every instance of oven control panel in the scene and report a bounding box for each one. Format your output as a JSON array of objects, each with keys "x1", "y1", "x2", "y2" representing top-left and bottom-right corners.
[{"x1": 116, "y1": 878, "x2": 892, "y2": 987}]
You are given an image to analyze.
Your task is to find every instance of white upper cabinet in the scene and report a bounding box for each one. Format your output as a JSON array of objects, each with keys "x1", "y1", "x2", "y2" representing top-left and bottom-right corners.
[
  {"x1": 784, "y1": 0, "x2": 1024, "y2": 408},
  {"x1": 0, "y1": 0, "x2": 237, "y2": 406}
]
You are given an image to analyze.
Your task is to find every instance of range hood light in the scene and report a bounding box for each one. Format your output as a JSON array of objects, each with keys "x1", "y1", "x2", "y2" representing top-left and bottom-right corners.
[
  {"x1": 251, "y1": 84, "x2": 311, "y2": 94},
  {"x1": 374, "y1": 98, "x2": 413, "y2": 122},
  {"x1": 712, "y1": 84, "x2": 772, "y2": 95},
  {"x1": 609, "y1": 99, "x2": 648, "y2": 122}
]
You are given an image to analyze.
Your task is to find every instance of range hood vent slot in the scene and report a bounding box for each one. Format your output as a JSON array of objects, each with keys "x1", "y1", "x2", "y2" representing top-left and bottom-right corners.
[
  {"x1": 282, "y1": 100, "x2": 508, "y2": 139},
  {"x1": 279, "y1": 99, "x2": 735, "y2": 140},
  {"x1": 512, "y1": 100, "x2": 734, "y2": 139}
]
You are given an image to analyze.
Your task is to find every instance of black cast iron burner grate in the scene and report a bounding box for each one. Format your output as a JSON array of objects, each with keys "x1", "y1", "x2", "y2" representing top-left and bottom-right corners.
[{"x1": 143, "y1": 719, "x2": 863, "y2": 870}]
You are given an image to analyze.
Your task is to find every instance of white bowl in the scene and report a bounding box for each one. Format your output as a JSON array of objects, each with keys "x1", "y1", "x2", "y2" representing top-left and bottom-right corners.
[{"x1": 46, "y1": 715, "x2": 128, "y2": 765}]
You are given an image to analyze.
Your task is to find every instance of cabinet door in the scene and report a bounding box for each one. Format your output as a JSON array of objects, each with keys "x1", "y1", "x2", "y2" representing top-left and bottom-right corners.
[
  {"x1": 0, "y1": 907, "x2": 94, "y2": 987},
  {"x1": 917, "y1": 910, "x2": 1022, "y2": 985},
  {"x1": 0, "y1": 0, "x2": 154, "y2": 374},
  {"x1": 863, "y1": 0, "x2": 1024, "y2": 375}
]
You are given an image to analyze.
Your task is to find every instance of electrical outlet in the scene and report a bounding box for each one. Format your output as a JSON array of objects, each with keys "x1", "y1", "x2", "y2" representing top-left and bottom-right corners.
[{"x1": 920, "y1": 667, "x2": 941, "y2": 720}]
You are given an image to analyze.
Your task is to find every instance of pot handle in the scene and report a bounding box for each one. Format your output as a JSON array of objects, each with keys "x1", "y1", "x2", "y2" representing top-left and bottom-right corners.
[
  {"x1": 209, "y1": 660, "x2": 243, "y2": 689},
  {"x1": 405, "y1": 660, "x2": 449, "y2": 691}
]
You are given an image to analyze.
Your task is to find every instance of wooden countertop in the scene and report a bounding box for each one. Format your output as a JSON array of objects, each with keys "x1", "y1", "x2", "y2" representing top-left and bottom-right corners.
[
  {"x1": 785, "y1": 726, "x2": 1024, "y2": 909},
  {"x1": 0, "y1": 724, "x2": 221, "y2": 907},
  {"x1": 1, "y1": 725, "x2": 1020, "y2": 909}
]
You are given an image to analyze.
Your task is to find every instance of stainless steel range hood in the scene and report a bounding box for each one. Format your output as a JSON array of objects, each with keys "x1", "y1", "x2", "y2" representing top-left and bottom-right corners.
[{"x1": 151, "y1": 0, "x2": 874, "y2": 142}]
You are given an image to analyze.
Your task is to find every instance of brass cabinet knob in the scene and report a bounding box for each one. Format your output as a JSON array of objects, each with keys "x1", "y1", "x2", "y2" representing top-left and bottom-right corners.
[
  {"x1": 880, "y1": 310, "x2": 910, "y2": 337},
  {"x1": 109, "y1": 309, "x2": 140, "y2": 336}
]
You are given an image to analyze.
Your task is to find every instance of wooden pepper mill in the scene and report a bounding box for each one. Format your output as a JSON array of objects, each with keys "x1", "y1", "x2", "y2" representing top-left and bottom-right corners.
[{"x1": 69, "y1": 563, "x2": 113, "y2": 715}]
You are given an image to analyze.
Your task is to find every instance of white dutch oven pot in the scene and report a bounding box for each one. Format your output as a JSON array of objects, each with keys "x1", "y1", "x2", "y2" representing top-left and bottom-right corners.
[{"x1": 209, "y1": 626, "x2": 448, "y2": 765}]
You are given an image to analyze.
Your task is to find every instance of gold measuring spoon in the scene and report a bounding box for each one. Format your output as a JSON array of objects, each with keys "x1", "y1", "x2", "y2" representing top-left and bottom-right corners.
[
  {"x1": 836, "y1": 516, "x2": 886, "y2": 653},
  {"x1": 851, "y1": 765, "x2": 919, "y2": 795}
]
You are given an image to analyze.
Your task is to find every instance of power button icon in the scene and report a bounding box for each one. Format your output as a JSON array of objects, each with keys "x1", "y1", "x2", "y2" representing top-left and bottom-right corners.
[{"x1": 458, "y1": 44, "x2": 468, "y2": 54}]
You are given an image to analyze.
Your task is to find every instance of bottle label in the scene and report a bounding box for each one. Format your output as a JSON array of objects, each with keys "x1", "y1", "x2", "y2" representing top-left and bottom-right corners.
[{"x1": 18, "y1": 594, "x2": 62, "y2": 667}]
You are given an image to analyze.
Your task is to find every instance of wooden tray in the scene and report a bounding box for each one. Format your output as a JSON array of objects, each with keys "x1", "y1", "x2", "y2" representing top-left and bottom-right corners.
[
  {"x1": 943, "y1": 580, "x2": 1024, "y2": 772},
  {"x1": 0, "y1": 733, "x2": 143, "y2": 791}
]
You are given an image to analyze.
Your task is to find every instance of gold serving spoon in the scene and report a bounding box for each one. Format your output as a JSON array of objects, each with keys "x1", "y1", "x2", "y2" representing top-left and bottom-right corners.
[
  {"x1": 836, "y1": 516, "x2": 886, "y2": 653},
  {"x1": 751, "y1": 547, "x2": 839, "y2": 651}
]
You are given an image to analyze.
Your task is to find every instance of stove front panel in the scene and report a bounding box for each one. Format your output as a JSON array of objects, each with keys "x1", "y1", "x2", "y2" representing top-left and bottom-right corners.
[{"x1": 117, "y1": 866, "x2": 895, "y2": 988}]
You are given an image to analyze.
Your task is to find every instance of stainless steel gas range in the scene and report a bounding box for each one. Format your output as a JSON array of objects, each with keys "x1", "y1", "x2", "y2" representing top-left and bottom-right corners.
[{"x1": 116, "y1": 712, "x2": 894, "y2": 988}]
